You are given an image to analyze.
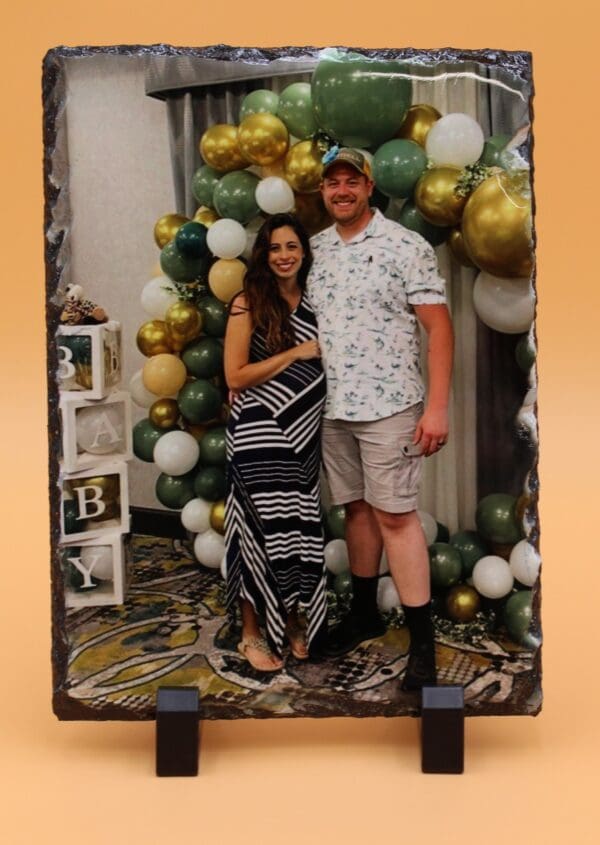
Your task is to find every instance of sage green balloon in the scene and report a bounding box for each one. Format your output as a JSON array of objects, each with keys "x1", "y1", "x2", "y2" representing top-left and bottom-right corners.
[
  {"x1": 450, "y1": 530, "x2": 489, "y2": 578},
  {"x1": 182, "y1": 337, "x2": 223, "y2": 379},
  {"x1": 333, "y1": 571, "x2": 353, "y2": 597},
  {"x1": 311, "y1": 51, "x2": 412, "y2": 148},
  {"x1": 160, "y1": 241, "x2": 210, "y2": 283},
  {"x1": 199, "y1": 426, "x2": 227, "y2": 466},
  {"x1": 373, "y1": 139, "x2": 428, "y2": 198},
  {"x1": 194, "y1": 466, "x2": 227, "y2": 501},
  {"x1": 155, "y1": 472, "x2": 196, "y2": 509},
  {"x1": 277, "y1": 82, "x2": 317, "y2": 140},
  {"x1": 133, "y1": 418, "x2": 173, "y2": 463},
  {"x1": 178, "y1": 379, "x2": 222, "y2": 425},
  {"x1": 429, "y1": 543, "x2": 463, "y2": 589},
  {"x1": 326, "y1": 505, "x2": 346, "y2": 540},
  {"x1": 475, "y1": 493, "x2": 523, "y2": 545},
  {"x1": 191, "y1": 165, "x2": 221, "y2": 208},
  {"x1": 198, "y1": 295, "x2": 228, "y2": 338},
  {"x1": 503, "y1": 590, "x2": 534, "y2": 646},
  {"x1": 398, "y1": 201, "x2": 450, "y2": 247},
  {"x1": 240, "y1": 89, "x2": 280, "y2": 121},
  {"x1": 479, "y1": 133, "x2": 511, "y2": 167},
  {"x1": 515, "y1": 335, "x2": 536, "y2": 373},
  {"x1": 213, "y1": 170, "x2": 260, "y2": 225}
]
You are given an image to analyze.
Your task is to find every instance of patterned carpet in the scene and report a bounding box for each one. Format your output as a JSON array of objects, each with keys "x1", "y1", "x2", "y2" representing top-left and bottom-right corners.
[{"x1": 59, "y1": 536, "x2": 541, "y2": 720}]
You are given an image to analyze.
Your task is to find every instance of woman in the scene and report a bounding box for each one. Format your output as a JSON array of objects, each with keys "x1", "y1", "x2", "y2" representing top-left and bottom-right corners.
[{"x1": 224, "y1": 213, "x2": 327, "y2": 672}]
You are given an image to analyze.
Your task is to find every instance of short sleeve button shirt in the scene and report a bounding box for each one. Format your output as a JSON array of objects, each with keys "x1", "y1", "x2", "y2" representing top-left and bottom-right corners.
[{"x1": 307, "y1": 209, "x2": 447, "y2": 421}]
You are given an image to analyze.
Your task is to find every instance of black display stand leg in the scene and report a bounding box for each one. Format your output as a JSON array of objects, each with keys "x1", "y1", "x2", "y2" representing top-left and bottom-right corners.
[
  {"x1": 156, "y1": 686, "x2": 200, "y2": 777},
  {"x1": 421, "y1": 685, "x2": 465, "y2": 774}
]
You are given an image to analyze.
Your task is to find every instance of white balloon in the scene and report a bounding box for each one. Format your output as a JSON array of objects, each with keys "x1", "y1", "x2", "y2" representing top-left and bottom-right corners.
[
  {"x1": 76, "y1": 404, "x2": 124, "y2": 455},
  {"x1": 255, "y1": 177, "x2": 295, "y2": 215},
  {"x1": 206, "y1": 218, "x2": 247, "y2": 259},
  {"x1": 194, "y1": 529, "x2": 225, "y2": 569},
  {"x1": 472, "y1": 555, "x2": 514, "y2": 599},
  {"x1": 153, "y1": 431, "x2": 200, "y2": 476},
  {"x1": 242, "y1": 216, "x2": 264, "y2": 261},
  {"x1": 377, "y1": 576, "x2": 401, "y2": 611},
  {"x1": 426, "y1": 113, "x2": 485, "y2": 167},
  {"x1": 129, "y1": 369, "x2": 158, "y2": 408},
  {"x1": 181, "y1": 498, "x2": 212, "y2": 533},
  {"x1": 509, "y1": 540, "x2": 540, "y2": 587},
  {"x1": 140, "y1": 275, "x2": 179, "y2": 319},
  {"x1": 220, "y1": 553, "x2": 228, "y2": 580},
  {"x1": 81, "y1": 545, "x2": 114, "y2": 581},
  {"x1": 324, "y1": 539, "x2": 349, "y2": 575},
  {"x1": 418, "y1": 510, "x2": 438, "y2": 545},
  {"x1": 473, "y1": 272, "x2": 535, "y2": 334}
]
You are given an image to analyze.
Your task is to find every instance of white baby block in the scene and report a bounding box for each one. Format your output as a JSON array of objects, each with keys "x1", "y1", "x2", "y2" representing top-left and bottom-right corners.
[
  {"x1": 61, "y1": 533, "x2": 127, "y2": 608},
  {"x1": 60, "y1": 390, "x2": 133, "y2": 472},
  {"x1": 60, "y1": 461, "x2": 130, "y2": 543},
  {"x1": 57, "y1": 321, "x2": 122, "y2": 400}
]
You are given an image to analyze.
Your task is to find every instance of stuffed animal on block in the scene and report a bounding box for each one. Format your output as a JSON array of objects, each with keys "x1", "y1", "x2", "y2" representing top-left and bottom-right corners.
[{"x1": 60, "y1": 284, "x2": 108, "y2": 325}]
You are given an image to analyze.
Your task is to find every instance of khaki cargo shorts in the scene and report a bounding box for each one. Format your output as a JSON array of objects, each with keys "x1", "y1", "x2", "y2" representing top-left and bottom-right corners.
[{"x1": 321, "y1": 403, "x2": 423, "y2": 514}]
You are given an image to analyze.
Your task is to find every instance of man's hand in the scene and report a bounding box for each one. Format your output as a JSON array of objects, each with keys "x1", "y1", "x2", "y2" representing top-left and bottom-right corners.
[{"x1": 413, "y1": 406, "x2": 449, "y2": 457}]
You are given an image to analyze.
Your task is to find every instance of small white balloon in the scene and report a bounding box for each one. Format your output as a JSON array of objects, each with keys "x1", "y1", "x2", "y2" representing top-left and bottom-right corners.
[
  {"x1": 324, "y1": 539, "x2": 349, "y2": 575},
  {"x1": 206, "y1": 218, "x2": 247, "y2": 259},
  {"x1": 255, "y1": 176, "x2": 295, "y2": 215},
  {"x1": 181, "y1": 498, "x2": 212, "y2": 533},
  {"x1": 140, "y1": 276, "x2": 179, "y2": 319},
  {"x1": 418, "y1": 510, "x2": 438, "y2": 545},
  {"x1": 377, "y1": 576, "x2": 401, "y2": 611},
  {"x1": 76, "y1": 404, "x2": 124, "y2": 455},
  {"x1": 81, "y1": 545, "x2": 114, "y2": 581},
  {"x1": 194, "y1": 529, "x2": 225, "y2": 569},
  {"x1": 129, "y1": 369, "x2": 158, "y2": 408},
  {"x1": 509, "y1": 540, "x2": 540, "y2": 587},
  {"x1": 220, "y1": 553, "x2": 228, "y2": 580},
  {"x1": 472, "y1": 555, "x2": 514, "y2": 599},
  {"x1": 473, "y1": 272, "x2": 535, "y2": 334},
  {"x1": 153, "y1": 431, "x2": 200, "y2": 476},
  {"x1": 426, "y1": 113, "x2": 485, "y2": 168}
]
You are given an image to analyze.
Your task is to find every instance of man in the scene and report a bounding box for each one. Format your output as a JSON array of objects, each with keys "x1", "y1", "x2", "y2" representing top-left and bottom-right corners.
[{"x1": 307, "y1": 148, "x2": 454, "y2": 690}]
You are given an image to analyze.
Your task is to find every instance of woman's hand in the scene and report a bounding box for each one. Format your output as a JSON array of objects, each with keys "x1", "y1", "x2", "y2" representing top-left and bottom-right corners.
[{"x1": 292, "y1": 340, "x2": 321, "y2": 361}]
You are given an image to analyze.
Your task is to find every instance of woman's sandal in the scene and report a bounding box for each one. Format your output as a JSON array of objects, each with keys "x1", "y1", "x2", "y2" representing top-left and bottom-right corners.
[
  {"x1": 286, "y1": 619, "x2": 309, "y2": 660},
  {"x1": 237, "y1": 636, "x2": 283, "y2": 672}
]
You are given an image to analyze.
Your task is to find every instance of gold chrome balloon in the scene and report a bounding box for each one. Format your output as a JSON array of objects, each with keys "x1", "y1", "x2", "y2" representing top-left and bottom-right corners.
[
  {"x1": 284, "y1": 140, "x2": 323, "y2": 193},
  {"x1": 149, "y1": 398, "x2": 180, "y2": 429},
  {"x1": 448, "y1": 227, "x2": 476, "y2": 268},
  {"x1": 194, "y1": 207, "x2": 220, "y2": 227},
  {"x1": 294, "y1": 192, "x2": 332, "y2": 235},
  {"x1": 136, "y1": 320, "x2": 172, "y2": 357},
  {"x1": 261, "y1": 160, "x2": 286, "y2": 178},
  {"x1": 445, "y1": 585, "x2": 481, "y2": 623},
  {"x1": 200, "y1": 124, "x2": 248, "y2": 173},
  {"x1": 462, "y1": 170, "x2": 533, "y2": 278},
  {"x1": 183, "y1": 422, "x2": 209, "y2": 441},
  {"x1": 396, "y1": 104, "x2": 442, "y2": 147},
  {"x1": 238, "y1": 113, "x2": 289, "y2": 167},
  {"x1": 210, "y1": 499, "x2": 226, "y2": 534},
  {"x1": 68, "y1": 474, "x2": 120, "y2": 520},
  {"x1": 208, "y1": 259, "x2": 246, "y2": 304},
  {"x1": 154, "y1": 213, "x2": 189, "y2": 249},
  {"x1": 414, "y1": 167, "x2": 467, "y2": 227},
  {"x1": 164, "y1": 302, "x2": 203, "y2": 351},
  {"x1": 75, "y1": 363, "x2": 94, "y2": 389}
]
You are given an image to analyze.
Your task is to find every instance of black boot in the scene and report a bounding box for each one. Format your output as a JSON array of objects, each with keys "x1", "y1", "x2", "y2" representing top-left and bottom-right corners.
[
  {"x1": 323, "y1": 574, "x2": 386, "y2": 657},
  {"x1": 401, "y1": 602, "x2": 437, "y2": 691}
]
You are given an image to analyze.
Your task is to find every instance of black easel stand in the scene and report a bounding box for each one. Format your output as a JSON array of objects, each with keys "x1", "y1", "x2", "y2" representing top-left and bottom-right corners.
[
  {"x1": 156, "y1": 686, "x2": 200, "y2": 776},
  {"x1": 421, "y1": 685, "x2": 464, "y2": 774}
]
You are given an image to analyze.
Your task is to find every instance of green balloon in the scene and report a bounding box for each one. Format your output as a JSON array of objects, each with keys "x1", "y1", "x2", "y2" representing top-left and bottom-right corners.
[
  {"x1": 475, "y1": 493, "x2": 523, "y2": 545},
  {"x1": 175, "y1": 222, "x2": 208, "y2": 259},
  {"x1": 63, "y1": 500, "x2": 80, "y2": 535},
  {"x1": 198, "y1": 295, "x2": 228, "y2": 338},
  {"x1": 277, "y1": 82, "x2": 317, "y2": 140},
  {"x1": 312, "y1": 51, "x2": 412, "y2": 148},
  {"x1": 435, "y1": 522, "x2": 450, "y2": 543},
  {"x1": 450, "y1": 530, "x2": 489, "y2": 578},
  {"x1": 333, "y1": 571, "x2": 353, "y2": 597},
  {"x1": 503, "y1": 590, "x2": 534, "y2": 646},
  {"x1": 182, "y1": 337, "x2": 223, "y2": 379},
  {"x1": 213, "y1": 170, "x2": 260, "y2": 225},
  {"x1": 133, "y1": 419, "x2": 171, "y2": 463},
  {"x1": 59, "y1": 334, "x2": 92, "y2": 366},
  {"x1": 199, "y1": 426, "x2": 227, "y2": 466},
  {"x1": 155, "y1": 472, "x2": 196, "y2": 509},
  {"x1": 429, "y1": 543, "x2": 463, "y2": 589},
  {"x1": 515, "y1": 335, "x2": 536, "y2": 373},
  {"x1": 178, "y1": 379, "x2": 222, "y2": 425},
  {"x1": 160, "y1": 241, "x2": 210, "y2": 283},
  {"x1": 326, "y1": 505, "x2": 346, "y2": 540},
  {"x1": 373, "y1": 139, "x2": 427, "y2": 198},
  {"x1": 398, "y1": 201, "x2": 450, "y2": 247},
  {"x1": 240, "y1": 89, "x2": 280, "y2": 121},
  {"x1": 191, "y1": 165, "x2": 221, "y2": 208},
  {"x1": 479, "y1": 133, "x2": 511, "y2": 167},
  {"x1": 194, "y1": 466, "x2": 227, "y2": 501}
]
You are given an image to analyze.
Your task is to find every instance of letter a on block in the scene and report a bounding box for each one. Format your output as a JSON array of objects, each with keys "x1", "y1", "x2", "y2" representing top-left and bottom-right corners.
[
  {"x1": 66, "y1": 553, "x2": 101, "y2": 588},
  {"x1": 90, "y1": 411, "x2": 122, "y2": 449},
  {"x1": 74, "y1": 485, "x2": 107, "y2": 519}
]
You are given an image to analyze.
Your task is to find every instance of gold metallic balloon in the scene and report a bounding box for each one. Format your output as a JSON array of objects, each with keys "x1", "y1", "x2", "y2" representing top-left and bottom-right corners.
[
  {"x1": 183, "y1": 422, "x2": 210, "y2": 441},
  {"x1": 284, "y1": 140, "x2": 323, "y2": 193},
  {"x1": 164, "y1": 302, "x2": 203, "y2": 352},
  {"x1": 294, "y1": 192, "x2": 332, "y2": 235},
  {"x1": 448, "y1": 227, "x2": 476, "y2": 268},
  {"x1": 396, "y1": 104, "x2": 442, "y2": 147},
  {"x1": 154, "y1": 213, "x2": 189, "y2": 249},
  {"x1": 414, "y1": 167, "x2": 467, "y2": 227},
  {"x1": 262, "y1": 160, "x2": 286, "y2": 178},
  {"x1": 200, "y1": 124, "x2": 248, "y2": 173},
  {"x1": 194, "y1": 207, "x2": 220, "y2": 227},
  {"x1": 149, "y1": 398, "x2": 180, "y2": 429},
  {"x1": 445, "y1": 585, "x2": 481, "y2": 623},
  {"x1": 67, "y1": 473, "x2": 120, "y2": 519},
  {"x1": 238, "y1": 113, "x2": 289, "y2": 167},
  {"x1": 143, "y1": 353, "x2": 187, "y2": 397},
  {"x1": 208, "y1": 259, "x2": 246, "y2": 304},
  {"x1": 210, "y1": 499, "x2": 226, "y2": 534},
  {"x1": 136, "y1": 320, "x2": 172, "y2": 357},
  {"x1": 462, "y1": 170, "x2": 533, "y2": 278},
  {"x1": 75, "y1": 363, "x2": 94, "y2": 389}
]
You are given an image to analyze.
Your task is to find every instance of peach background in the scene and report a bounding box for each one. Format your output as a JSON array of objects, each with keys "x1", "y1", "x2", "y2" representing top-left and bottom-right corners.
[{"x1": 2, "y1": 2, "x2": 599, "y2": 843}]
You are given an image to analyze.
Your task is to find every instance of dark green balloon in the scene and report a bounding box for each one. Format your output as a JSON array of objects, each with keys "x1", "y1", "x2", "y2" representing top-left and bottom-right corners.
[
  {"x1": 155, "y1": 472, "x2": 196, "y2": 509},
  {"x1": 194, "y1": 466, "x2": 227, "y2": 501},
  {"x1": 63, "y1": 500, "x2": 81, "y2": 535},
  {"x1": 240, "y1": 89, "x2": 280, "y2": 121},
  {"x1": 476, "y1": 493, "x2": 523, "y2": 545},
  {"x1": 175, "y1": 222, "x2": 208, "y2": 259},
  {"x1": 191, "y1": 165, "x2": 221, "y2": 208},
  {"x1": 373, "y1": 139, "x2": 427, "y2": 198},
  {"x1": 178, "y1": 379, "x2": 222, "y2": 425},
  {"x1": 503, "y1": 590, "x2": 533, "y2": 646},
  {"x1": 398, "y1": 200, "x2": 450, "y2": 247},
  {"x1": 450, "y1": 530, "x2": 490, "y2": 578},
  {"x1": 429, "y1": 543, "x2": 463, "y2": 589},
  {"x1": 435, "y1": 522, "x2": 450, "y2": 543},
  {"x1": 133, "y1": 419, "x2": 171, "y2": 463},
  {"x1": 515, "y1": 335, "x2": 536, "y2": 373},
  {"x1": 213, "y1": 170, "x2": 260, "y2": 225},
  {"x1": 182, "y1": 337, "x2": 223, "y2": 379},
  {"x1": 160, "y1": 241, "x2": 210, "y2": 283},
  {"x1": 326, "y1": 505, "x2": 346, "y2": 540},
  {"x1": 198, "y1": 295, "x2": 228, "y2": 338},
  {"x1": 59, "y1": 334, "x2": 92, "y2": 366},
  {"x1": 312, "y1": 52, "x2": 412, "y2": 148},
  {"x1": 333, "y1": 571, "x2": 353, "y2": 597},
  {"x1": 199, "y1": 426, "x2": 227, "y2": 466},
  {"x1": 277, "y1": 82, "x2": 317, "y2": 139}
]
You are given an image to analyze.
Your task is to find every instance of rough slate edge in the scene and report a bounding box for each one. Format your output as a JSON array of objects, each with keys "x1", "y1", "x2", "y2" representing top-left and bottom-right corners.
[{"x1": 43, "y1": 44, "x2": 541, "y2": 721}]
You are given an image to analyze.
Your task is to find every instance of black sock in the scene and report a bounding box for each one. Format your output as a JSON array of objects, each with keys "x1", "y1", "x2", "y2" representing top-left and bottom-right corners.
[
  {"x1": 403, "y1": 602, "x2": 434, "y2": 651},
  {"x1": 350, "y1": 574, "x2": 380, "y2": 620}
]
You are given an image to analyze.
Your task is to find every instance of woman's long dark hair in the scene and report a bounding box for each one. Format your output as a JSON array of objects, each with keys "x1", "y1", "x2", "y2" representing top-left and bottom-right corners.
[{"x1": 243, "y1": 213, "x2": 312, "y2": 353}]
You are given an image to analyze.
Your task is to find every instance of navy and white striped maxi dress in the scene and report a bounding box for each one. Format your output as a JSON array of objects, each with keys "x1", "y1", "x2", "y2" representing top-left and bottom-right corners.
[{"x1": 225, "y1": 296, "x2": 327, "y2": 656}]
